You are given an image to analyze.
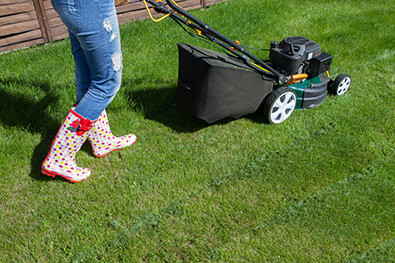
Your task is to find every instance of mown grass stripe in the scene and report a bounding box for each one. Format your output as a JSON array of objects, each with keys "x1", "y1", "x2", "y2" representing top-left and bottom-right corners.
[
  {"x1": 246, "y1": 155, "x2": 394, "y2": 261},
  {"x1": 72, "y1": 148, "x2": 393, "y2": 261},
  {"x1": 347, "y1": 238, "x2": 394, "y2": 263},
  {"x1": 71, "y1": 173, "x2": 227, "y2": 261}
]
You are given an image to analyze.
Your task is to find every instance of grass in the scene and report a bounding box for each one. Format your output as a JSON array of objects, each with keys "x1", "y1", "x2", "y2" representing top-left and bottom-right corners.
[{"x1": 0, "y1": 0, "x2": 394, "y2": 261}]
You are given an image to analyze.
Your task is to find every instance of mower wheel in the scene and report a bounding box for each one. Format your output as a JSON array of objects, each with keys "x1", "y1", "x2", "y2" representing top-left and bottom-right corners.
[
  {"x1": 329, "y1": 73, "x2": 351, "y2": 96},
  {"x1": 263, "y1": 87, "x2": 297, "y2": 124}
]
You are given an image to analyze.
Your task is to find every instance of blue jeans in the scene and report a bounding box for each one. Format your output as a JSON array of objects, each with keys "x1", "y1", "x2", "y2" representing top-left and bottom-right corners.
[{"x1": 51, "y1": 0, "x2": 123, "y2": 120}]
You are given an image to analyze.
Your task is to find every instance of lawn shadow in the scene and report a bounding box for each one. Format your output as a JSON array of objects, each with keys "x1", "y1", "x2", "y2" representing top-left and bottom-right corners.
[
  {"x1": 124, "y1": 83, "x2": 240, "y2": 133},
  {"x1": 0, "y1": 77, "x2": 69, "y2": 182},
  {"x1": 124, "y1": 80, "x2": 269, "y2": 132}
]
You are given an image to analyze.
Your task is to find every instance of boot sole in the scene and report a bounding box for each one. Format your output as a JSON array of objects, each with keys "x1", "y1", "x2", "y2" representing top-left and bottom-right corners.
[
  {"x1": 41, "y1": 168, "x2": 87, "y2": 183},
  {"x1": 93, "y1": 138, "x2": 137, "y2": 158}
]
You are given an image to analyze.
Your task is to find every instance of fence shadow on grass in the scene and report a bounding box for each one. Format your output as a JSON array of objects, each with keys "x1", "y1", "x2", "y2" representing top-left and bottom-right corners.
[{"x1": 0, "y1": 77, "x2": 71, "y2": 182}]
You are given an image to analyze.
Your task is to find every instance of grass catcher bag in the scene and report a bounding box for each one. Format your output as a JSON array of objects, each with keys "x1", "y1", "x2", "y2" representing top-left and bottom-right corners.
[{"x1": 175, "y1": 43, "x2": 274, "y2": 123}]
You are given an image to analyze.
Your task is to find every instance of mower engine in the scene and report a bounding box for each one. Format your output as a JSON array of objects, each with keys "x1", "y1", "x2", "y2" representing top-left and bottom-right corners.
[
  {"x1": 270, "y1": 36, "x2": 332, "y2": 76},
  {"x1": 269, "y1": 36, "x2": 334, "y2": 109}
]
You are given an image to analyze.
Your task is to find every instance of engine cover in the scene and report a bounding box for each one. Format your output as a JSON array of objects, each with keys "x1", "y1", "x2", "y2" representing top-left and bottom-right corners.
[{"x1": 270, "y1": 36, "x2": 322, "y2": 75}]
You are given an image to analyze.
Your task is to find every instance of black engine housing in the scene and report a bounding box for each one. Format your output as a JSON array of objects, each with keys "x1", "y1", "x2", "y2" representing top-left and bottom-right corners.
[{"x1": 270, "y1": 36, "x2": 331, "y2": 76}]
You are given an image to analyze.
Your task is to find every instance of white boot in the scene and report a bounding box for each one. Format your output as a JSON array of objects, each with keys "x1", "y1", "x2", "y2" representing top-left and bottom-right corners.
[
  {"x1": 42, "y1": 108, "x2": 94, "y2": 183},
  {"x1": 88, "y1": 109, "x2": 136, "y2": 158}
]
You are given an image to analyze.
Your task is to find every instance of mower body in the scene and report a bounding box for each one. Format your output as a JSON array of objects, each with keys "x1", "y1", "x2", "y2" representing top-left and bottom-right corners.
[
  {"x1": 176, "y1": 36, "x2": 342, "y2": 123},
  {"x1": 270, "y1": 36, "x2": 333, "y2": 110},
  {"x1": 289, "y1": 75, "x2": 331, "y2": 109}
]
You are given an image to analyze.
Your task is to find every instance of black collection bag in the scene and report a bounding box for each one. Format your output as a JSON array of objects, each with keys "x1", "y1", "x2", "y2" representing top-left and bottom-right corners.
[{"x1": 175, "y1": 43, "x2": 275, "y2": 123}]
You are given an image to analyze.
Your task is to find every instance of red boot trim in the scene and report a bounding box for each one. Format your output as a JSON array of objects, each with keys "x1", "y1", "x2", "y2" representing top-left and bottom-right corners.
[
  {"x1": 69, "y1": 108, "x2": 95, "y2": 136},
  {"x1": 41, "y1": 168, "x2": 87, "y2": 183}
]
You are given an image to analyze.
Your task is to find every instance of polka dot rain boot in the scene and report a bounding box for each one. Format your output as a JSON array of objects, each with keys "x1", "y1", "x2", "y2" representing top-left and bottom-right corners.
[
  {"x1": 42, "y1": 108, "x2": 94, "y2": 183},
  {"x1": 88, "y1": 109, "x2": 136, "y2": 158}
]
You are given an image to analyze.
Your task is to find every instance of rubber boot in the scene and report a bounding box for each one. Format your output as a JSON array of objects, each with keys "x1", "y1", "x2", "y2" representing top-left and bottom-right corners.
[
  {"x1": 42, "y1": 108, "x2": 94, "y2": 183},
  {"x1": 88, "y1": 109, "x2": 137, "y2": 158}
]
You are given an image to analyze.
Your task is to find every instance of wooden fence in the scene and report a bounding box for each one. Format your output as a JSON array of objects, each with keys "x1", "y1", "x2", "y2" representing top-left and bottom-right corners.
[{"x1": 0, "y1": 0, "x2": 223, "y2": 53}]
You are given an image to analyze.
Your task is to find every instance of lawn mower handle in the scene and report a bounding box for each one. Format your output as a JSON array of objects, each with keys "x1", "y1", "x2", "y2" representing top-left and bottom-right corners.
[
  {"x1": 165, "y1": 0, "x2": 287, "y2": 81},
  {"x1": 146, "y1": 0, "x2": 288, "y2": 84}
]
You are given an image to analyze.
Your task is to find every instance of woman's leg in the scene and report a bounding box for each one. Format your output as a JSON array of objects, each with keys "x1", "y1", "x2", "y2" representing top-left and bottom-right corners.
[
  {"x1": 43, "y1": 0, "x2": 122, "y2": 182},
  {"x1": 45, "y1": 0, "x2": 134, "y2": 178},
  {"x1": 69, "y1": 31, "x2": 91, "y2": 105},
  {"x1": 52, "y1": 0, "x2": 123, "y2": 121},
  {"x1": 74, "y1": 0, "x2": 123, "y2": 120}
]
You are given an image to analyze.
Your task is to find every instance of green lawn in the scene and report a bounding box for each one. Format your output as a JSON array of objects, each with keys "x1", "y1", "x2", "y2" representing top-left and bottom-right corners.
[{"x1": 0, "y1": 0, "x2": 394, "y2": 262}]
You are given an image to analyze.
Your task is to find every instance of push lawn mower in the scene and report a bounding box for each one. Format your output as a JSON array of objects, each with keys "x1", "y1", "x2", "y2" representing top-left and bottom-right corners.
[{"x1": 125, "y1": 0, "x2": 352, "y2": 124}]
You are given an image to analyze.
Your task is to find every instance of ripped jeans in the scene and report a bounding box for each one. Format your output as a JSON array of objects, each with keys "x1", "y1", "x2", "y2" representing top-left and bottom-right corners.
[{"x1": 51, "y1": 0, "x2": 123, "y2": 120}]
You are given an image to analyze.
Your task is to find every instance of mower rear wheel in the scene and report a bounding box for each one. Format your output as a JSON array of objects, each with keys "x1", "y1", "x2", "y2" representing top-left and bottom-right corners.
[
  {"x1": 329, "y1": 73, "x2": 351, "y2": 95},
  {"x1": 263, "y1": 87, "x2": 297, "y2": 124}
]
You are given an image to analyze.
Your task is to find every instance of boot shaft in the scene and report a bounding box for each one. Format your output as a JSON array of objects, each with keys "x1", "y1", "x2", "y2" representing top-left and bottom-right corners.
[
  {"x1": 42, "y1": 108, "x2": 94, "y2": 182},
  {"x1": 88, "y1": 109, "x2": 136, "y2": 158}
]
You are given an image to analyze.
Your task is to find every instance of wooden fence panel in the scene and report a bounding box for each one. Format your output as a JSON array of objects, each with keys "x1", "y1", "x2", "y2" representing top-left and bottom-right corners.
[
  {"x1": 42, "y1": 0, "x2": 67, "y2": 41},
  {"x1": 0, "y1": 0, "x2": 42, "y2": 52},
  {"x1": 0, "y1": 0, "x2": 225, "y2": 53}
]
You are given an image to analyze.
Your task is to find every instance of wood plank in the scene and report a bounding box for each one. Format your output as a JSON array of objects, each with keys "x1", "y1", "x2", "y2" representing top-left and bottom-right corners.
[
  {"x1": 116, "y1": 2, "x2": 144, "y2": 14},
  {"x1": 43, "y1": 0, "x2": 53, "y2": 10},
  {"x1": 0, "y1": 2, "x2": 35, "y2": 17},
  {"x1": 117, "y1": 11, "x2": 149, "y2": 24},
  {"x1": 0, "y1": 38, "x2": 44, "y2": 53},
  {"x1": 115, "y1": 0, "x2": 199, "y2": 14},
  {"x1": 0, "y1": 0, "x2": 31, "y2": 6},
  {"x1": 0, "y1": 11, "x2": 37, "y2": 26},
  {"x1": 52, "y1": 32, "x2": 68, "y2": 41},
  {"x1": 33, "y1": 0, "x2": 51, "y2": 42},
  {"x1": 47, "y1": 16, "x2": 65, "y2": 28},
  {"x1": 43, "y1": 0, "x2": 55, "y2": 12},
  {"x1": 117, "y1": 10, "x2": 152, "y2": 24},
  {"x1": 49, "y1": 23, "x2": 67, "y2": 35},
  {"x1": 207, "y1": 0, "x2": 227, "y2": 5},
  {"x1": 179, "y1": 0, "x2": 201, "y2": 9},
  {"x1": 45, "y1": 8, "x2": 59, "y2": 19},
  {"x1": 49, "y1": 25, "x2": 68, "y2": 40},
  {"x1": 0, "y1": 19, "x2": 40, "y2": 37},
  {"x1": 0, "y1": 28, "x2": 42, "y2": 47}
]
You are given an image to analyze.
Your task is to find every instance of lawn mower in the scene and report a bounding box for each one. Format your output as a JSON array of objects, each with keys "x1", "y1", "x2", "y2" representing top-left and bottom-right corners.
[{"x1": 125, "y1": 0, "x2": 351, "y2": 124}]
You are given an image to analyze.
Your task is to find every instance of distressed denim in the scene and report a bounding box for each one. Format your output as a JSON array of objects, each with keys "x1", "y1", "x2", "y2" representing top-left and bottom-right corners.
[{"x1": 51, "y1": 0, "x2": 123, "y2": 120}]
